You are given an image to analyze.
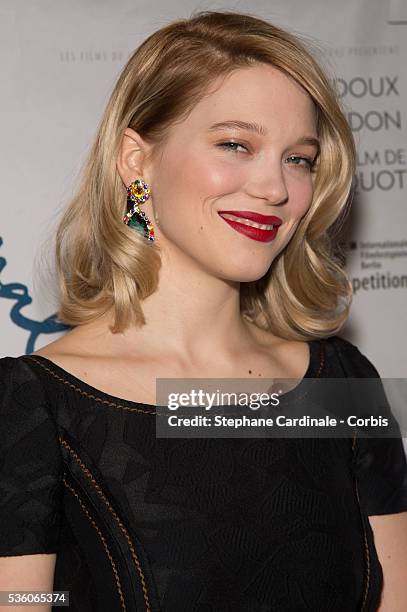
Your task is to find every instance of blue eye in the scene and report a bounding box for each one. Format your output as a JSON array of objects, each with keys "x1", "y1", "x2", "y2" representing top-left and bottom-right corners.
[
  {"x1": 217, "y1": 143, "x2": 317, "y2": 172},
  {"x1": 286, "y1": 155, "x2": 315, "y2": 171},
  {"x1": 217, "y1": 141, "x2": 248, "y2": 153}
]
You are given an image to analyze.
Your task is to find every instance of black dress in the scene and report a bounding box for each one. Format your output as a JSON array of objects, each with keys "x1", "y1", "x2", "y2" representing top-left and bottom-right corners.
[{"x1": 0, "y1": 335, "x2": 406, "y2": 612}]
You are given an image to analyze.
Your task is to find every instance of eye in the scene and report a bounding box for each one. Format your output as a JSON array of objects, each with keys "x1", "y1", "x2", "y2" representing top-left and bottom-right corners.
[
  {"x1": 286, "y1": 155, "x2": 316, "y2": 171},
  {"x1": 217, "y1": 141, "x2": 249, "y2": 153}
]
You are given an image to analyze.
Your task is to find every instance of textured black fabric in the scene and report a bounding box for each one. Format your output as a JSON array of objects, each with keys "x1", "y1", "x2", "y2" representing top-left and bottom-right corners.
[{"x1": 0, "y1": 335, "x2": 406, "y2": 612}]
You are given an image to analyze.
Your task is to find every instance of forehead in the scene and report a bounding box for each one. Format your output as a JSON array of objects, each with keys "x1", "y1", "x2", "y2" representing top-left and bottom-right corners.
[{"x1": 177, "y1": 63, "x2": 317, "y2": 136}]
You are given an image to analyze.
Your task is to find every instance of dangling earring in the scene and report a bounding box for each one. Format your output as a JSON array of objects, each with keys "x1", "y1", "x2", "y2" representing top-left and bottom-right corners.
[{"x1": 123, "y1": 179, "x2": 155, "y2": 241}]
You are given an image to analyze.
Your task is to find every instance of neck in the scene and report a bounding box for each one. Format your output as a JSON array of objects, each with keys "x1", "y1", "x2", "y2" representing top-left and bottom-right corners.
[{"x1": 70, "y1": 245, "x2": 265, "y2": 363}]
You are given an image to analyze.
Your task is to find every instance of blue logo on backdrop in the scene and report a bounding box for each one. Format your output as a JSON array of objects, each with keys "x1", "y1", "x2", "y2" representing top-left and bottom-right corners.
[{"x1": 0, "y1": 236, "x2": 71, "y2": 354}]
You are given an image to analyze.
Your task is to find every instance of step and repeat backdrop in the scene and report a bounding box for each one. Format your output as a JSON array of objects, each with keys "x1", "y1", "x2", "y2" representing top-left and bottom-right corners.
[{"x1": 1, "y1": 1, "x2": 406, "y2": 383}]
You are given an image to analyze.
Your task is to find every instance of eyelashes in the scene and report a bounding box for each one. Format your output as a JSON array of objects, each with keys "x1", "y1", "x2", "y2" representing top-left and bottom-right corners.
[
  {"x1": 217, "y1": 142, "x2": 250, "y2": 153},
  {"x1": 216, "y1": 141, "x2": 318, "y2": 172},
  {"x1": 287, "y1": 155, "x2": 317, "y2": 172}
]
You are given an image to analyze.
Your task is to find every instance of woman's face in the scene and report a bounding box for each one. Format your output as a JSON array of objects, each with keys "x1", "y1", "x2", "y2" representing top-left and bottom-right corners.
[{"x1": 148, "y1": 62, "x2": 319, "y2": 281}]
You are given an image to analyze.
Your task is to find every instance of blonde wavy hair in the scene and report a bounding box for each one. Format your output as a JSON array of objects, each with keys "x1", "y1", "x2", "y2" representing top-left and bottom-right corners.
[{"x1": 54, "y1": 10, "x2": 356, "y2": 339}]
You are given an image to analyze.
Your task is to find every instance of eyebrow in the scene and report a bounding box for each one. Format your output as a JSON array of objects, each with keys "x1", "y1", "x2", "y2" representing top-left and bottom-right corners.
[{"x1": 207, "y1": 120, "x2": 320, "y2": 151}]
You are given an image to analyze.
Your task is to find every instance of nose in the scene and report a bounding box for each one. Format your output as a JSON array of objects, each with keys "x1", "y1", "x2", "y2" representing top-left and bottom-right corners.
[{"x1": 247, "y1": 162, "x2": 289, "y2": 206}]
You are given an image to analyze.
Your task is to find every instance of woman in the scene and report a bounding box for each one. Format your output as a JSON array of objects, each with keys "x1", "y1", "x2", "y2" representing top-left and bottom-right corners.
[{"x1": 0, "y1": 10, "x2": 406, "y2": 612}]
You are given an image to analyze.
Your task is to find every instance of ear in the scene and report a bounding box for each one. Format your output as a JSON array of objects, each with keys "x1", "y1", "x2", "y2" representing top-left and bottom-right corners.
[{"x1": 116, "y1": 127, "x2": 154, "y2": 188}]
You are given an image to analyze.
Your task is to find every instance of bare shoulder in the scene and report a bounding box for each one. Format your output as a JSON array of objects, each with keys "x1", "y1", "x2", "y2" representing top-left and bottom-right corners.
[
  {"x1": 28, "y1": 327, "x2": 155, "y2": 403},
  {"x1": 245, "y1": 322, "x2": 311, "y2": 379},
  {"x1": 30, "y1": 329, "x2": 86, "y2": 361},
  {"x1": 29, "y1": 328, "x2": 99, "y2": 379},
  {"x1": 267, "y1": 337, "x2": 311, "y2": 379}
]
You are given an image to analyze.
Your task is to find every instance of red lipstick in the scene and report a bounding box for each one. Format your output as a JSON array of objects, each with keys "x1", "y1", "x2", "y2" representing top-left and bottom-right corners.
[{"x1": 218, "y1": 210, "x2": 283, "y2": 243}]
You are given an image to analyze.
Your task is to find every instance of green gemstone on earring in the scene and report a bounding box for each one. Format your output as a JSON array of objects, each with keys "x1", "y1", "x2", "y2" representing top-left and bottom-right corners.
[{"x1": 128, "y1": 211, "x2": 149, "y2": 236}]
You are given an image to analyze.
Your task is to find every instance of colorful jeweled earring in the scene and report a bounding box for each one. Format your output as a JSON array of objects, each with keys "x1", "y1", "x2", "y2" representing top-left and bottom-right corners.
[{"x1": 122, "y1": 179, "x2": 155, "y2": 241}]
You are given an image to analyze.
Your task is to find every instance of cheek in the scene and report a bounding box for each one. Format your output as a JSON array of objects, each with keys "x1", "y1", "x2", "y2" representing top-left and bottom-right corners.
[
  {"x1": 288, "y1": 176, "x2": 314, "y2": 218},
  {"x1": 179, "y1": 152, "x2": 244, "y2": 199},
  {"x1": 151, "y1": 147, "x2": 244, "y2": 244},
  {"x1": 156, "y1": 150, "x2": 244, "y2": 225}
]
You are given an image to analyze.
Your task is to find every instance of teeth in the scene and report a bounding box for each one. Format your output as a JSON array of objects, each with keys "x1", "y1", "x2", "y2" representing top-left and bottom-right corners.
[{"x1": 220, "y1": 213, "x2": 277, "y2": 230}]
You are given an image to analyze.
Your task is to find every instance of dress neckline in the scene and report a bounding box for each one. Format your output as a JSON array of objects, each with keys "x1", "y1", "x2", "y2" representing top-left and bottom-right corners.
[{"x1": 22, "y1": 339, "x2": 324, "y2": 410}]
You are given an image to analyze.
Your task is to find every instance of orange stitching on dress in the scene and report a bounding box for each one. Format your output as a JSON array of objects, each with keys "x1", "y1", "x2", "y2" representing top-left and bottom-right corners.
[
  {"x1": 60, "y1": 438, "x2": 152, "y2": 612},
  {"x1": 316, "y1": 341, "x2": 325, "y2": 377},
  {"x1": 282, "y1": 341, "x2": 325, "y2": 403},
  {"x1": 352, "y1": 428, "x2": 357, "y2": 452},
  {"x1": 353, "y1": 474, "x2": 371, "y2": 611},
  {"x1": 24, "y1": 346, "x2": 325, "y2": 412},
  {"x1": 24, "y1": 356, "x2": 158, "y2": 415},
  {"x1": 351, "y1": 435, "x2": 371, "y2": 611},
  {"x1": 62, "y1": 476, "x2": 127, "y2": 612}
]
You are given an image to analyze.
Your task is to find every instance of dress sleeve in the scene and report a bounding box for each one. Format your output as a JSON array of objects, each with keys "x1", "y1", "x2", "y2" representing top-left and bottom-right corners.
[
  {"x1": 332, "y1": 336, "x2": 407, "y2": 516},
  {"x1": 0, "y1": 356, "x2": 64, "y2": 555}
]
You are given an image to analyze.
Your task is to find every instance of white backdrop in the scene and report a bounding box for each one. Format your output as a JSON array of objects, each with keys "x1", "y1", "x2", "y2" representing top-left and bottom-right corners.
[{"x1": 1, "y1": 0, "x2": 406, "y2": 382}]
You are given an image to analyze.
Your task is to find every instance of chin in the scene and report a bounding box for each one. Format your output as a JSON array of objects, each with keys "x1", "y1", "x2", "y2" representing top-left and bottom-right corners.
[{"x1": 216, "y1": 260, "x2": 273, "y2": 283}]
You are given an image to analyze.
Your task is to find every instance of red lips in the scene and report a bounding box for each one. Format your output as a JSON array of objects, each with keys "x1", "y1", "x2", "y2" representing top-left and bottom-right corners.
[
  {"x1": 217, "y1": 210, "x2": 283, "y2": 243},
  {"x1": 218, "y1": 210, "x2": 283, "y2": 225}
]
